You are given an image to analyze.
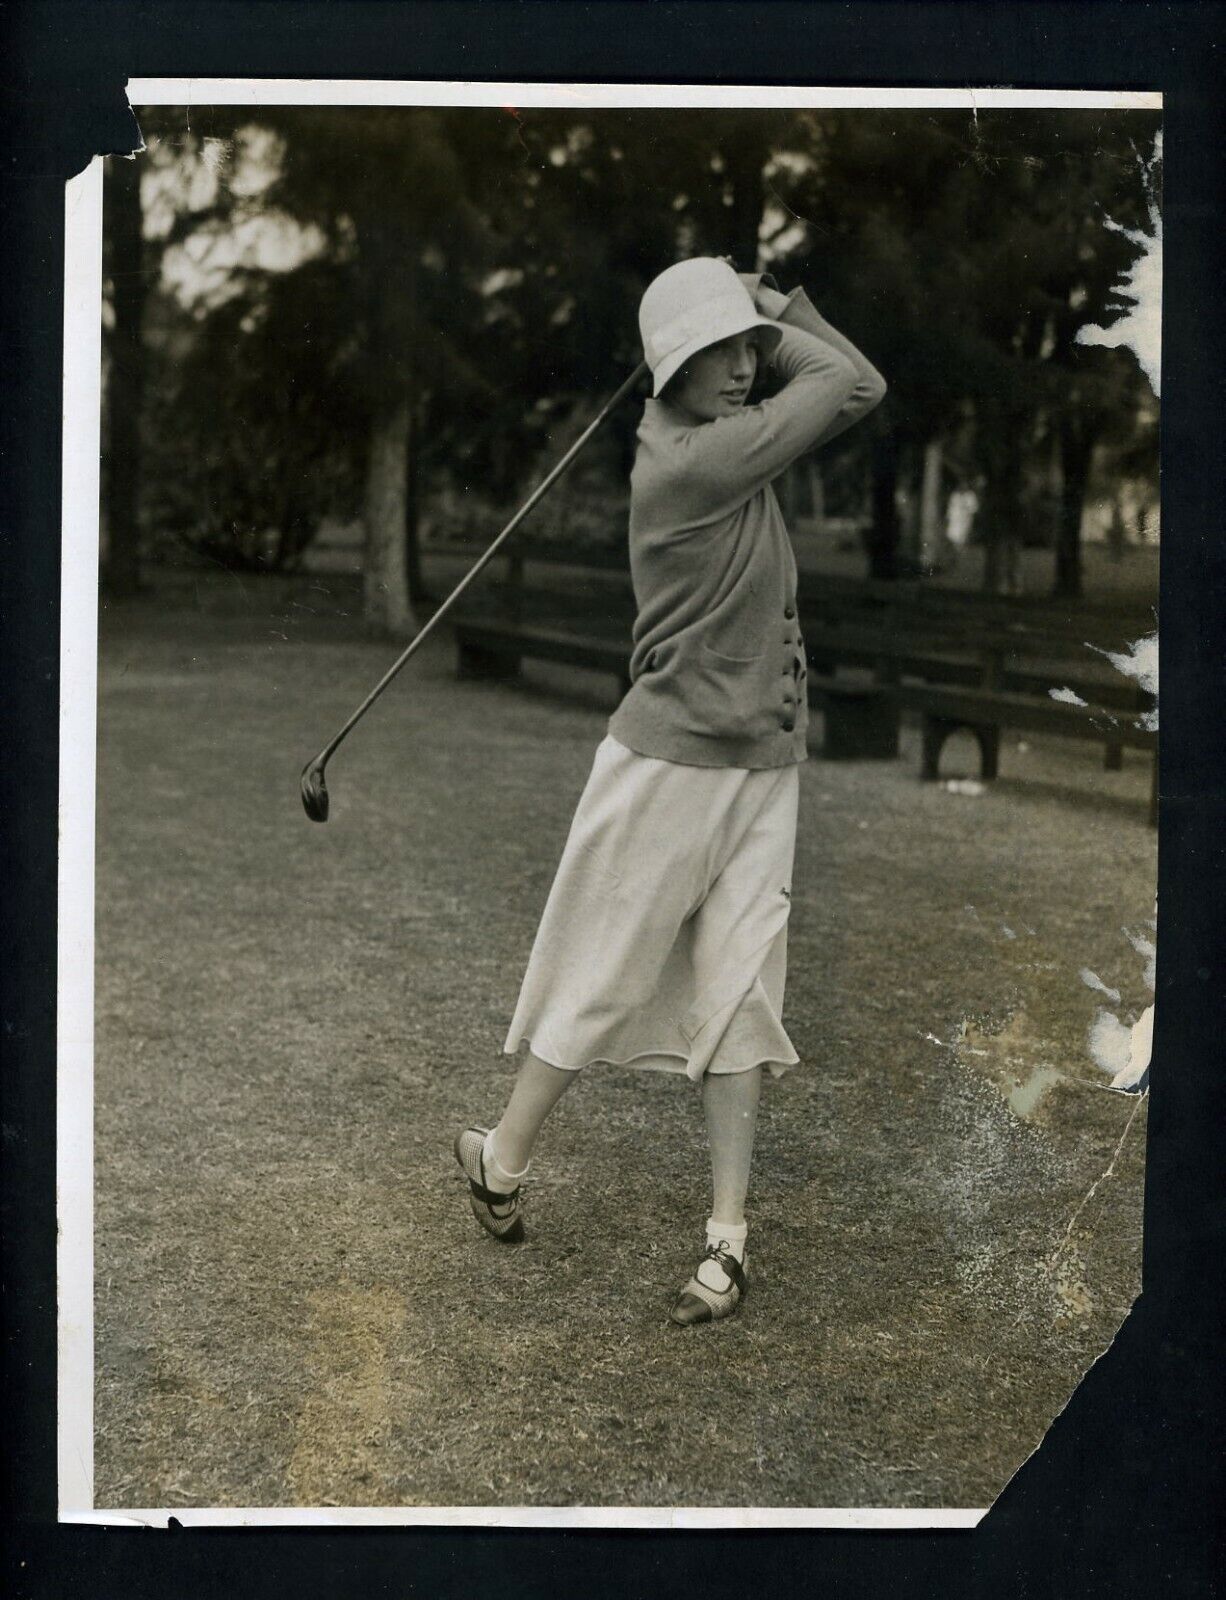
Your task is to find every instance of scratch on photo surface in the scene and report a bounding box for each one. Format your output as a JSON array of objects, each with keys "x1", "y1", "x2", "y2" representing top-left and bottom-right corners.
[{"x1": 1047, "y1": 1095, "x2": 1145, "y2": 1273}]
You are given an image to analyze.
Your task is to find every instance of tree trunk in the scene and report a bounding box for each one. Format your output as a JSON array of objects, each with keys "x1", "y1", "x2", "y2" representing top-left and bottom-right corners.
[
  {"x1": 982, "y1": 442, "x2": 1023, "y2": 596},
  {"x1": 363, "y1": 395, "x2": 415, "y2": 637},
  {"x1": 357, "y1": 216, "x2": 418, "y2": 635},
  {"x1": 897, "y1": 441, "x2": 922, "y2": 571},
  {"x1": 919, "y1": 438, "x2": 945, "y2": 570},
  {"x1": 1054, "y1": 409, "x2": 1096, "y2": 599},
  {"x1": 867, "y1": 428, "x2": 901, "y2": 581},
  {"x1": 102, "y1": 155, "x2": 145, "y2": 598},
  {"x1": 404, "y1": 402, "x2": 425, "y2": 602}
]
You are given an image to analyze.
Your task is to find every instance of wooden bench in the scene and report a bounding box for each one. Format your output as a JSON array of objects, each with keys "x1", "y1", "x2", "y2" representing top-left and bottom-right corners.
[
  {"x1": 455, "y1": 590, "x2": 1148, "y2": 722},
  {"x1": 889, "y1": 680, "x2": 1157, "y2": 824},
  {"x1": 452, "y1": 616, "x2": 901, "y2": 763},
  {"x1": 796, "y1": 568, "x2": 1154, "y2": 649},
  {"x1": 454, "y1": 617, "x2": 632, "y2": 696},
  {"x1": 806, "y1": 674, "x2": 901, "y2": 758},
  {"x1": 429, "y1": 541, "x2": 1152, "y2": 642},
  {"x1": 800, "y1": 619, "x2": 1152, "y2": 770},
  {"x1": 450, "y1": 615, "x2": 1157, "y2": 822}
]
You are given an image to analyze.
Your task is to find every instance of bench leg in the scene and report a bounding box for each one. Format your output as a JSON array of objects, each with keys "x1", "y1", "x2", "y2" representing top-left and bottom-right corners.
[
  {"x1": 823, "y1": 694, "x2": 900, "y2": 760},
  {"x1": 457, "y1": 639, "x2": 522, "y2": 682},
  {"x1": 920, "y1": 715, "x2": 955, "y2": 781},
  {"x1": 1104, "y1": 740, "x2": 1124, "y2": 771},
  {"x1": 976, "y1": 725, "x2": 1000, "y2": 782},
  {"x1": 921, "y1": 716, "x2": 999, "y2": 782}
]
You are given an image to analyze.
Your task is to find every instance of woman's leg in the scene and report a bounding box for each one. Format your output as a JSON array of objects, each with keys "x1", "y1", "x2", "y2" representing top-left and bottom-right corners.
[
  {"x1": 486, "y1": 1050, "x2": 576, "y2": 1180},
  {"x1": 456, "y1": 1051, "x2": 575, "y2": 1242},
  {"x1": 669, "y1": 1064, "x2": 761, "y2": 1320},
  {"x1": 703, "y1": 1064, "x2": 762, "y2": 1223}
]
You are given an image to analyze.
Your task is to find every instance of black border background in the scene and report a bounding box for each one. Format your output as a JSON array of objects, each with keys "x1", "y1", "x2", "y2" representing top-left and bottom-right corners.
[{"x1": 2, "y1": 4, "x2": 1223, "y2": 1595}]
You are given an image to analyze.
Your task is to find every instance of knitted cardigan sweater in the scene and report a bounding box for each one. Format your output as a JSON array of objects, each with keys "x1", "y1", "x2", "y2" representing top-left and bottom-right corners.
[{"x1": 607, "y1": 286, "x2": 887, "y2": 768}]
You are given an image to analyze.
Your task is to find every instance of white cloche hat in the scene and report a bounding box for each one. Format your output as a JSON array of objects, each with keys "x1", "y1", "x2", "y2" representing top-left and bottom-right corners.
[{"x1": 638, "y1": 256, "x2": 782, "y2": 398}]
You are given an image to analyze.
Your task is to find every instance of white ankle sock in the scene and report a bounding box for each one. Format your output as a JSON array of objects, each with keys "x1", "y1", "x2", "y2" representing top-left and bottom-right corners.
[
  {"x1": 483, "y1": 1127, "x2": 530, "y2": 1194},
  {"x1": 696, "y1": 1217, "x2": 748, "y2": 1292}
]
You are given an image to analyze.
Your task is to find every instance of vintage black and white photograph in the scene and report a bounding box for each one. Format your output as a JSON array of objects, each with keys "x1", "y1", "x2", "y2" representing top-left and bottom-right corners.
[{"x1": 64, "y1": 82, "x2": 1161, "y2": 1522}]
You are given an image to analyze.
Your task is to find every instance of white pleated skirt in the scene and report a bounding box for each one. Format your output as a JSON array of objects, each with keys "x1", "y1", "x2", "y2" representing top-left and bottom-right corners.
[{"x1": 504, "y1": 735, "x2": 801, "y2": 1081}]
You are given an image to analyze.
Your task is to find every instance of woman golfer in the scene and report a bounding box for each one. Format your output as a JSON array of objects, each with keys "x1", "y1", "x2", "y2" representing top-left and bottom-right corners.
[{"x1": 456, "y1": 256, "x2": 886, "y2": 1324}]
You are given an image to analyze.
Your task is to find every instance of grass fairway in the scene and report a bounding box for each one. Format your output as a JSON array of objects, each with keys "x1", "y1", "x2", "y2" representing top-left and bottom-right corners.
[{"x1": 93, "y1": 575, "x2": 1155, "y2": 1511}]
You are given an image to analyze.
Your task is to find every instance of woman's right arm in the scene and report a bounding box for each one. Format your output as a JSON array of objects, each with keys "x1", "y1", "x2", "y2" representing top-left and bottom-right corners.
[
  {"x1": 643, "y1": 321, "x2": 860, "y2": 528},
  {"x1": 770, "y1": 286, "x2": 887, "y2": 449}
]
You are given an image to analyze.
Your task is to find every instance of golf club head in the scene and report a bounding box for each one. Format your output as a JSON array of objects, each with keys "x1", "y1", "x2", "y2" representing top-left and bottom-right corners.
[{"x1": 300, "y1": 760, "x2": 330, "y2": 823}]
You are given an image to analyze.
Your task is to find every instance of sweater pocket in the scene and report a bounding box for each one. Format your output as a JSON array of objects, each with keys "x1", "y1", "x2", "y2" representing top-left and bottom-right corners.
[{"x1": 681, "y1": 640, "x2": 770, "y2": 739}]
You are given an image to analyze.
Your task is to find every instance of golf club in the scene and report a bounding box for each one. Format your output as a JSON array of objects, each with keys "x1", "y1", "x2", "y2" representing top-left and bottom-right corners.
[{"x1": 300, "y1": 359, "x2": 650, "y2": 821}]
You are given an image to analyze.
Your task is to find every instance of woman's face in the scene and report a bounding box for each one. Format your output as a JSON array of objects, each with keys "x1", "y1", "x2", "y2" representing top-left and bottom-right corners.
[{"x1": 667, "y1": 331, "x2": 759, "y2": 422}]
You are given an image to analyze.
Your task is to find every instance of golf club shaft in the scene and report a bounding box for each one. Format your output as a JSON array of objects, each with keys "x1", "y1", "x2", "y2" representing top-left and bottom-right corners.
[{"x1": 309, "y1": 360, "x2": 649, "y2": 771}]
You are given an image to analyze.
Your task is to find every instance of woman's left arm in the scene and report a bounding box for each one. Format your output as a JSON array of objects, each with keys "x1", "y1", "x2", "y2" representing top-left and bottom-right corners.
[{"x1": 767, "y1": 285, "x2": 887, "y2": 448}]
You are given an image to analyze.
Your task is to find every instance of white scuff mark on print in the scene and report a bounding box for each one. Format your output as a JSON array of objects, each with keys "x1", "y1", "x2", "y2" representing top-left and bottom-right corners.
[
  {"x1": 1076, "y1": 130, "x2": 1162, "y2": 396},
  {"x1": 1080, "y1": 968, "x2": 1121, "y2": 1004},
  {"x1": 1088, "y1": 1008, "x2": 1133, "y2": 1076},
  {"x1": 1084, "y1": 911, "x2": 1156, "y2": 1094},
  {"x1": 955, "y1": 1009, "x2": 1070, "y2": 1123},
  {"x1": 1049, "y1": 685, "x2": 1088, "y2": 707},
  {"x1": 1086, "y1": 630, "x2": 1159, "y2": 732},
  {"x1": 1125, "y1": 927, "x2": 1157, "y2": 990},
  {"x1": 1091, "y1": 632, "x2": 1159, "y2": 698},
  {"x1": 1109, "y1": 1005, "x2": 1154, "y2": 1092},
  {"x1": 1001, "y1": 925, "x2": 1017, "y2": 940},
  {"x1": 1009, "y1": 1065, "x2": 1062, "y2": 1119}
]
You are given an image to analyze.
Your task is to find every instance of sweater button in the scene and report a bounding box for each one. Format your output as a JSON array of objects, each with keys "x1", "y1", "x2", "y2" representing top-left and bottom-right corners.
[
  {"x1": 784, "y1": 606, "x2": 796, "y2": 619},
  {"x1": 781, "y1": 718, "x2": 796, "y2": 733}
]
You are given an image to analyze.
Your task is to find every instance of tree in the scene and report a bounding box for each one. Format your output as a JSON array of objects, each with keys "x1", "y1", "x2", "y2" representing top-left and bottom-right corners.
[
  {"x1": 769, "y1": 108, "x2": 1160, "y2": 591},
  {"x1": 144, "y1": 255, "x2": 366, "y2": 571},
  {"x1": 134, "y1": 106, "x2": 515, "y2": 631},
  {"x1": 459, "y1": 106, "x2": 797, "y2": 525},
  {"x1": 767, "y1": 112, "x2": 985, "y2": 579},
  {"x1": 127, "y1": 104, "x2": 1159, "y2": 610},
  {"x1": 262, "y1": 107, "x2": 514, "y2": 634},
  {"x1": 958, "y1": 113, "x2": 1159, "y2": 594}
]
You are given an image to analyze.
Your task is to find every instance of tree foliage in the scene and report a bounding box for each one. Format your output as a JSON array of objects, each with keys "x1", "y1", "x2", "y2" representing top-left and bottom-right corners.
[
  {"x1": 768, "y1": 109, "x2": 1160, "y2": 589},
  {"x1": 112, "y1": 104, "x2": 1161, "y2": 616}
]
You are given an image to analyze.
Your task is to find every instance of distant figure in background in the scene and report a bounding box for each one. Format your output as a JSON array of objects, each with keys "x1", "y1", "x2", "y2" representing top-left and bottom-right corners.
[
  {"x1": 945, "y1": 484, "x2": 980, "y2": 553},
  {"x1": 455, "y1": 257, "x2": 886, "y2": 1324}
]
